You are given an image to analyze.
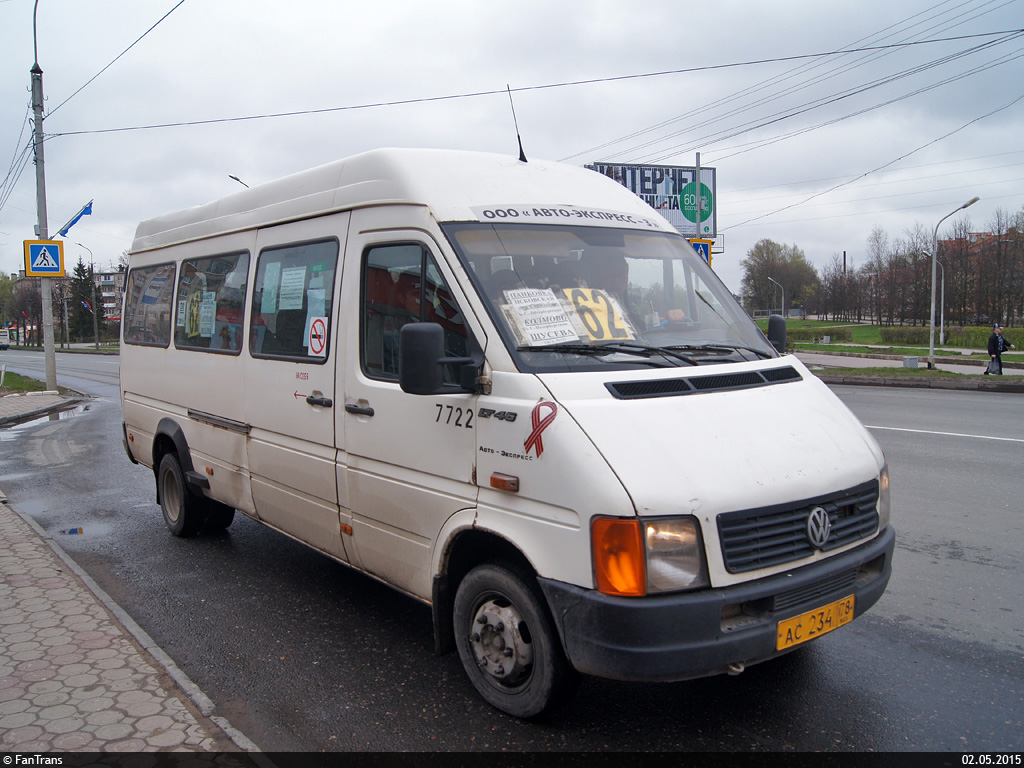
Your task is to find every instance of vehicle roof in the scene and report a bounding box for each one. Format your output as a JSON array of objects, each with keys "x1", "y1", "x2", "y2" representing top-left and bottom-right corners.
[{"x1": 130, "y1": 147, "x2": 676, "y2": 253}]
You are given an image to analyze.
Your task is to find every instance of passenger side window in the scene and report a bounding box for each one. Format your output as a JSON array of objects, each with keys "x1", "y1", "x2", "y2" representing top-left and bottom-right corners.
[
  {"x1": 174, "y1": 252, "x2": 249, "y2": 354},
  {"x1": 249, "y1": 239, "x2": 338, "y2": 361},
  {"x1": 361, "y1": 244, "x2": 467, "y2": 381},
  {"x1": 123, "y1": 263, "x2": 175, "y2": 347}
]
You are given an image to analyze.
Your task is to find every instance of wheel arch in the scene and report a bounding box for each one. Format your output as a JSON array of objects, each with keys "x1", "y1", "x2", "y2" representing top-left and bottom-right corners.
[
  {"x1": 152, "y1": 418, "x2": 199, "y2": 506},
  {"x1": 431, "y1": 525, "x2": 540, "y2": 657}
]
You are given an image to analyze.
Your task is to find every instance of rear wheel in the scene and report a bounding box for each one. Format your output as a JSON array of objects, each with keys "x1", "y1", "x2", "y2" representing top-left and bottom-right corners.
[
  {"x1": 453, "y1": 563, "x2": 577, "y2": 718},
  {"x1": 157, "y1": 453, "x2": 206, "y2": 537}
]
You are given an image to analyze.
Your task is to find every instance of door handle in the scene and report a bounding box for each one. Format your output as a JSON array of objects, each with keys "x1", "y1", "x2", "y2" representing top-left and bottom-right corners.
[
  {"x1": 306, "y1": 395, "x2": 333, "y2": 408},
  {"x1": 344, "y1": 403, "x2": 375, "y2": 417}
]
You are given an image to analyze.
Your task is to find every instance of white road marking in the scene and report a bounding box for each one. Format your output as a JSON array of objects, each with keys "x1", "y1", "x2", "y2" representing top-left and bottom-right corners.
[{"x1": 866, "y1": 425, "x2": 1024, "y2": 444}]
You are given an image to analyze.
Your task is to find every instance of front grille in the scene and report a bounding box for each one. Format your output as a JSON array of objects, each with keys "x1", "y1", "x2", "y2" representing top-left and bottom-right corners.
[{"x1": 718, "y1": 480, "x2": 879, "y2": 574}]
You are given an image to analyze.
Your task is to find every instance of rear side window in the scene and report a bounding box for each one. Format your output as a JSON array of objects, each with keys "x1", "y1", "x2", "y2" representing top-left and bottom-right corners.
[
  {"x1": 123, "y1": 263, "x2": 175, "y2": 347},
  {"x1": 249, "y1": 239, "x2": 338, "y2": 361},
  {"x1": 174, "y1": 252, "x2": 249, "y2": 354}
]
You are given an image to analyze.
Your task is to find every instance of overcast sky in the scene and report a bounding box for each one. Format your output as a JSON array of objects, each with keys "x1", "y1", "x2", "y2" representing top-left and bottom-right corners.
[{"x1": 2, "y1": 0, "x2": 1022, "y2": 294}]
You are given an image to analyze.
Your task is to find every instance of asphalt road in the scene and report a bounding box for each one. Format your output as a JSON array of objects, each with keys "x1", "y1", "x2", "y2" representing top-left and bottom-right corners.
[{"x1": 0, "y1": 349, "x2": 1021, "y2": 752}]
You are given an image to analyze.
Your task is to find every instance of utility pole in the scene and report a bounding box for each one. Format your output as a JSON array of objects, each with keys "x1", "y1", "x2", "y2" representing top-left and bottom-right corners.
[
  {"x1": 31, "y1": 1, "x2": 58, "y2": 391},
  {"x1": 694, "y1": 152, "x2": 701, "y2": 236}
]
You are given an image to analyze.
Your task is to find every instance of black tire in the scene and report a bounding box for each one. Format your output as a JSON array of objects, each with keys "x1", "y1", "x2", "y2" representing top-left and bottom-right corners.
[
  {"x1": 202, "y1": 501, "x2": 236, "y2": 533},
  {"x1": 157, "y1": 453, "x2": 206, "y2": 537},
  {"x1": 453, "y1": 563, "x2": 577, "y2": 718}
]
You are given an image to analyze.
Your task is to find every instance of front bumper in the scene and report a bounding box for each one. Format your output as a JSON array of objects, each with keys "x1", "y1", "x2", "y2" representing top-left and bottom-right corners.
[{"x1": 539, "y1": 525, "x2": 895, "y2": 682}]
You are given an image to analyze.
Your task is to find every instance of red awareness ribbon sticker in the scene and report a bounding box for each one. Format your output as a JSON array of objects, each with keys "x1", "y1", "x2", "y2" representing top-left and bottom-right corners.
[{"x1": 524, "y1": 401, "x2": 558, "y2": 458}]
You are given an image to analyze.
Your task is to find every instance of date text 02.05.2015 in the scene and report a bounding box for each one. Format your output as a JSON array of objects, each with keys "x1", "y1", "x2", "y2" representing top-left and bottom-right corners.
[{"x1": 962, "y1": 756, "x2": 1022, "y2": 766}]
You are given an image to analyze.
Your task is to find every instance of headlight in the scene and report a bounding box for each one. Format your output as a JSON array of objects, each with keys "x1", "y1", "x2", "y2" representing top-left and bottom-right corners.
[
  {"x1": 592, "y1": 516, "x2": 710, "y2": 596},
  {"x1": 877, "y1": 461, "x2": 891, "y2": 530},
  {"x1": 645, "y1": 517, "x2": 709, "y2": 593}
]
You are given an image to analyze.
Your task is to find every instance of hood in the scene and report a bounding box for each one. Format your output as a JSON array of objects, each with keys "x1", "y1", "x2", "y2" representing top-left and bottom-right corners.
[{"x1": 539, "y1": 358, "x2": 883, "y2": 524}]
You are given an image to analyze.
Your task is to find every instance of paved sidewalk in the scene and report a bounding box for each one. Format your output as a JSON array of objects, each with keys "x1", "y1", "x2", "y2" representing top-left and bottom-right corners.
[
  {"x1": 0, "y1": 393, "x2": 260, "y2": 754},
  {"x1": 795, "y1": 351, "x2": 1024, "y2": 393}
]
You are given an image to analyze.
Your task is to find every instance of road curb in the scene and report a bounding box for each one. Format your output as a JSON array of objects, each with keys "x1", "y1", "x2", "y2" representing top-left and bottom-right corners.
[
  {"x1": 0, "y1": 395, "x2": 88, "y2": 428},
  {"x1": 812, "y1": 371, "x2": 1024, "y2": 393},
  {"x1": 795, "y1": 348, "x2": 1022, "y2": 370}
]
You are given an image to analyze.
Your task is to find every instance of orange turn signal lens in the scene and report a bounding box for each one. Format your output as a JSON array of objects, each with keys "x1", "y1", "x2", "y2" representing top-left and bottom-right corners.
[
  {"x1": 490, "y1": 473, "x2": 520, "y2": 492},
  {"x1": 592, "y1": 518, "x2": 646, "y2": 596}
]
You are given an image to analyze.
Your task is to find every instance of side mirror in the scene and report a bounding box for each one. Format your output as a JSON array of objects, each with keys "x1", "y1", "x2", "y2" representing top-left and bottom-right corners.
[
  {"x1": 399, "y1": 323, "x2": 481, "y2": 395},
  {"x1": 767, "y1": 314, "x2": 787, "y2": 353}
]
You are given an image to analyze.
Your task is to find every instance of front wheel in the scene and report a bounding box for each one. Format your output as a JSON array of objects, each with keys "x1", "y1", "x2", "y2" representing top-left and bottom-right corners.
[
  {"x1": 157, "y1": 453, "x2": 206, "y2": 537},
  {"x1": 453, "y1": 564, "x2": 577, "y2": 718}
]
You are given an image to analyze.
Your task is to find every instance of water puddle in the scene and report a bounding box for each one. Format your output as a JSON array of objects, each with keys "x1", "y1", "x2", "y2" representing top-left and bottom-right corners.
[{"x1": 1, "y1": 403, "x2": 90, "y2": 433}]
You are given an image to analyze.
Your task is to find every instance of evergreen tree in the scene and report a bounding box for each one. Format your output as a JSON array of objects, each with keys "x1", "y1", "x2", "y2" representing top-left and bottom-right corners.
[{"x1": 69, "y1": 258, "x2": 95, "y2": 342}]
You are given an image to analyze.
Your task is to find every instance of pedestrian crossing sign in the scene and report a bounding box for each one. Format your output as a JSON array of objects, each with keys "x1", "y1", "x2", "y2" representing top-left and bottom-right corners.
[{"x1": 24, "y1": 240, "x2": 66, "y2": 277}]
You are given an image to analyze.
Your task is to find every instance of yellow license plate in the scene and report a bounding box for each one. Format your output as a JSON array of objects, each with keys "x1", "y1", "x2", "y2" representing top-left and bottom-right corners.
[{"x1": 776, "y1": 595, "x2": 855, "y2": 651}]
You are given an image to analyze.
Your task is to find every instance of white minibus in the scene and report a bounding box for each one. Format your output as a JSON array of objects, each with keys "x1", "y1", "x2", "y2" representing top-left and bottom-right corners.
[{"x1": 120, "y1": 148, "x2": 893, "y2": 718}]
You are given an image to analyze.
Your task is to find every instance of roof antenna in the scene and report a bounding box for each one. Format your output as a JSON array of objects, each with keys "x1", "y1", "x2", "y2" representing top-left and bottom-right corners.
[{"x1": 507, "y1": 85, "x2": 528, "y2": 163}]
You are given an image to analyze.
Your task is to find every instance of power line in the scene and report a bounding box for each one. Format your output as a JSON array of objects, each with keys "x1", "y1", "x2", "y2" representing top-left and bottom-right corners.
[
  {"x1": 562, "y1": 0, "x2": 1018, "y2": 163},
  {"x1": 620, "y1": 23, "x2": 1024, "y2": 164},
  {"x1": 728, "y1": 174, "x2": 1024, "y2": 217},
  {"x1": 721, "y1": 189, "x2": 1024, "y2": 227},
  {"x1": 720, "y1": 90, "x2": 1024, "y2": 232},
  {"x1": 702, "y1": 42, "x2": 1024, "y2": 164},
  {"x1": 729, "y1": 156, "x2": 1024, "y2": 203},
  {"x1": 47, "y1": 0, "x2": 187, "y2": 117},
  {"x1": 48, "y1": 29, "x2": 1022, "y2": 138},
  {"x1": 637, "y1": 34, "x2": 1024, "y2": 164},
  {"x1": 1, "y1": 106, "x2": 32, "y2": 191},
  {"x1": 1, "y1": 2, "x2": 186, "y2": 218},
  {"x1": 0, "y1": 137, "x2": 33, "y2": 216}
]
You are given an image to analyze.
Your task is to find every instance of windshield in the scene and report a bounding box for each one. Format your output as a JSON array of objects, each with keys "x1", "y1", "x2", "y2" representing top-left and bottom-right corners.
[{"x1": 442, "y1": 222, "x2": 776, "y2": 372}]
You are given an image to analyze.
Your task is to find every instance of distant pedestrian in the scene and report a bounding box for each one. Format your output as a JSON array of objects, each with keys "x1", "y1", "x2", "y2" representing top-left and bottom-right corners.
[{"x1": 985, "y1": 323, "x2": 1016, "y2": 375}]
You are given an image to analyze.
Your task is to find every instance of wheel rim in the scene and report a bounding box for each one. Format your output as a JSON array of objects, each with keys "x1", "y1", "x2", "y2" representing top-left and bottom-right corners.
[
  {"x1": 467, "y1": 594, "x2": 534, "y2": 689},
  {"x1": 161, "y1": 464, "x2": 181, "y2": 524}
]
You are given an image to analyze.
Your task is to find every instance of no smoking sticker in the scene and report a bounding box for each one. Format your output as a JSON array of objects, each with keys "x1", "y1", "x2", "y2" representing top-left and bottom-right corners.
[{"x1": 308, "y1": 316, "x2": 328, "y2": 357}]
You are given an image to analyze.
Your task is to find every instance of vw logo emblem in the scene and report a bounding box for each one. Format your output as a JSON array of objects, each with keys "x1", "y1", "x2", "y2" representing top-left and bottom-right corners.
[{"x1": 806, "y1": 506, "x2": 832, "y2": 549}]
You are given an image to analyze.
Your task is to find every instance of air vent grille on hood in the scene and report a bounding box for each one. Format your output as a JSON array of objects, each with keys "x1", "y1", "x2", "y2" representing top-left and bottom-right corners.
[{"x1": 605, "y1": 365, "x2": 802, "y2": 400}]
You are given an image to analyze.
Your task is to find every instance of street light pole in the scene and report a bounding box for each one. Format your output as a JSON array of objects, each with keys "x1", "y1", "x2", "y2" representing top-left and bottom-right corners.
[
  {"x1": 77, "y1": 242, "x2": 99, "y2": 350},
  {"x1": 936, "y1": 258, "x2": 945, "y2": 346},
  {"x1": 767, "y1": 276, "x2": 784, "y2": 319},
  {"x1": 929, "y1": 196, "x2": 979, "y2": 368},
  {"x1": 31, "y1": 0, "x2": 58, "y2": 391}
]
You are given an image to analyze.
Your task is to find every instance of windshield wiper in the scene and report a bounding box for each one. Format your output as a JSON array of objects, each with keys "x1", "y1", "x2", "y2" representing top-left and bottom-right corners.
[
  {"x1": 519, "y1": 342, "x2": 698, "y2": 366},
  {"x1": 664, "y1": 343, "x2": 775, "y2": 360}
]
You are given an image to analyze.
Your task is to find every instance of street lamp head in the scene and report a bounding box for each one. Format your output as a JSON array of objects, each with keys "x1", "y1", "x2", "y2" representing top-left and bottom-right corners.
[{"x1": 962, "y1": 196, "x2": 980, "y2": 209}]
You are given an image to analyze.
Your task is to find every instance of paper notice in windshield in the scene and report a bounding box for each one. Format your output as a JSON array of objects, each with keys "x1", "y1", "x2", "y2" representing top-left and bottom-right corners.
[
  {"x1": 502, "y1": 288, "x2": 579, "y2": 347},
  {"x1": 562, "y1": 288, "x2": 635, "y2": 341}
]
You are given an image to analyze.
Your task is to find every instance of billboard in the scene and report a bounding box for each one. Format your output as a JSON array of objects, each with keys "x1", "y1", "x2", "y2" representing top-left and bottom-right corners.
[{"x1": 585, "y1": 162, "x2": 716, "y2": 238}]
